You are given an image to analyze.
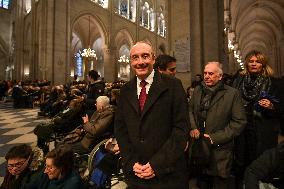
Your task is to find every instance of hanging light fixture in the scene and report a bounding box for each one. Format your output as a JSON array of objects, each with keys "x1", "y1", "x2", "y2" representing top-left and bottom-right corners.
[
  {"x1": 81, "y1": 16, "x2": 97, "y2": 59},
  {"x1": 118, "y1": 55, "x2": 129, "y2": 64}
]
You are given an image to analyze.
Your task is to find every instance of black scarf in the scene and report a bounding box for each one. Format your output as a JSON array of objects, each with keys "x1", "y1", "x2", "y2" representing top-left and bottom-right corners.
[
  {"x1": 198, "y1": 81, "x2": 224, "y2": 131},
  {"x1": 240, "y1": 74, "x2": 271, "y2": 104}
]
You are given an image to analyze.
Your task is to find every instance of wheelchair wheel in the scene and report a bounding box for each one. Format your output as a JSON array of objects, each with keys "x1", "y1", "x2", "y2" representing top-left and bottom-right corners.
[{"x1": 87, "y1": 138, "x2": 109, "y2": 173}]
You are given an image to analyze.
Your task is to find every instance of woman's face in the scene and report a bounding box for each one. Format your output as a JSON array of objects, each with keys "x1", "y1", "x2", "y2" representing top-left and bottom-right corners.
[
  {"x1": 7, "y1": 157, "x2": 29, "y2": 176},
  {"x1": 247, "y1": 55, "x2": 263, "y2": 74},
  {"x1": 44, "y1": 158, "x2": 61, "y2": 180}
]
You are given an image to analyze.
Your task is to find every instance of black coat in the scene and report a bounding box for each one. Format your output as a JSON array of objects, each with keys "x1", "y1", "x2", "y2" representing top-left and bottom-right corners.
[
  {"x1": 115, "y1": 72, "x2": 190, "y2": 188},
  {"x1": 25, "y1": 170, "x2": 82, "y2": 189},
  {"x1": 233, "y1": 76, "x2": 284, "y2": 157},
  {"x1": 85, "y1": 81, "x2": 105, "y2": 110},
  {"x1": 244, "y1": 141, "x2": 284, "y2": 189}
]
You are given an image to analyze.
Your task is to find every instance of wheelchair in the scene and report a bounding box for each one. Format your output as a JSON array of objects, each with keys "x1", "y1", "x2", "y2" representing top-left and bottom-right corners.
[{"x1": 86, "y1": 137, "x2": 127, "y2": 188}]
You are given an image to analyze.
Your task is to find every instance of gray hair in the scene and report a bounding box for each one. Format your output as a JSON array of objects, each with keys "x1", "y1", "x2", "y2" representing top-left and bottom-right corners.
[
  {"x1": 206, "y1": 61, "x2": 223, "y2": 75},
  {"x1": 96, "y1": 96, "x2": 110, "y2": 107}
]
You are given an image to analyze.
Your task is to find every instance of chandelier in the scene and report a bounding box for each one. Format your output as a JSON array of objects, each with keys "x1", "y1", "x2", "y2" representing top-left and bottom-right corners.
[
  {"x1": 81, "y1": 47, "x2": 97, "y2": 58},
  {"x1": 118, "y1": 55, "x2": 129, "y2": 64},
  {"x1": 81, "y1": 16, "x2": 97, "y2": 59}
]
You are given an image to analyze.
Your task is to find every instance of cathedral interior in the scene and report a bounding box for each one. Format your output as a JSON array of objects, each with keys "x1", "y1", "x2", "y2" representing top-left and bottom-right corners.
[
  {"x1": 0, "y1": 0, "x2": 284, "y2": 188},
  {"x1": 0, "y1": 0, "x2": 284, "y2": 87}
]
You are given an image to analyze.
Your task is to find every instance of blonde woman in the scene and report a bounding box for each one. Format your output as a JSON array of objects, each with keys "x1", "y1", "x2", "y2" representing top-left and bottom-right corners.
[{"x1": 233, "y1": 51, "x2": 284, "y2": 188}]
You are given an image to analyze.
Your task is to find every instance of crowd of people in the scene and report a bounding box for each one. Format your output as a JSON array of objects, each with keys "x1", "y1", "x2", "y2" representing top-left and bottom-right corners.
[{"x1": 0, "y1": 41, "x2": 284, "y2": 189}]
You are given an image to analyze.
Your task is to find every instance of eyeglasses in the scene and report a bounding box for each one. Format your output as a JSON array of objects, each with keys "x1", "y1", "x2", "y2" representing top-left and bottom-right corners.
[
  {"x1": 7, "y1": 160, "x2": 27, "y2": 169},
  {"x1": 130, "y1": 53, "x2": 153, "y2": 62}
]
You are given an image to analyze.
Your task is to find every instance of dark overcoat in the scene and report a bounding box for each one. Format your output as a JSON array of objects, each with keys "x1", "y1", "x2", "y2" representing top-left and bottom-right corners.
[
  {"x1": 115, "y1": 72, "x2": 190, "y2": 189},
  {"x1": 189, "y1": 84, "x2": 246, "y2": 178}
]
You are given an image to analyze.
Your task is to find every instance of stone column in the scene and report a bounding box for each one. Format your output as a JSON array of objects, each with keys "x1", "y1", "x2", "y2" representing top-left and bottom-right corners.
[
  {"x1": 14, "y1": 0, "x2": 25, "y2": 80},
  {"x1": 39, "y1": 0, "x2": 69, "y2": 84},
  {"x1": 189, "y1": 0, "x2": 202, "y2": 78},
  {"x1": 103, "y1": 46, "x2": 117, "y2": 82},
  {"x1": 190, "y1": 0, "x2": 225, "y2": 77}
]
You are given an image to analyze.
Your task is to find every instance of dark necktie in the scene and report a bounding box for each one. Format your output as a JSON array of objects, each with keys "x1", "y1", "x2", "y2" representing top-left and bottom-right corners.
[{"x1": 139, "y1": 80, "x2": 147, "y2": 111}]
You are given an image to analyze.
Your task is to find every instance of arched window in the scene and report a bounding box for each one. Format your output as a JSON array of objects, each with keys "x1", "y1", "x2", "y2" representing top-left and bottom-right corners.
[
  {"x1": 118, "y1": 45, "x2": 130, "y2": 81},
  {"x1": 25, "y1": 0, "x2": 32, "y2": 14},
  {"x1": 140, "y1": 1, "x2": 154, "y2": 30},
  {"x1": 90, "y1": 0, "x2": 108, "y2": 9},
  {"x1": 115, "y1": 0, "x2": 136, "y2": 22},
  {"x1": 149, "y1": 8, "x2": 155, "y2": 31},
  {"x1": 158, "y1": 12, "x2": 166, "y2": 37},
  {"x1": 75, "y1": 52, "x2": 83, "y2": 77},
  {"x1": 0, "y1": 0, "x2": 10, "y2": 9}
]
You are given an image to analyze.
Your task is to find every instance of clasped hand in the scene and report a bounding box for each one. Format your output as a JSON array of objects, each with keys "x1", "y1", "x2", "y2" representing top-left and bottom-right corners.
[
  {"x1": 133, "y1": 162, "x2": 155, "y2": 179},
  {"x1": 258, "y1": 98, "x2": 274, "y2": 110}
]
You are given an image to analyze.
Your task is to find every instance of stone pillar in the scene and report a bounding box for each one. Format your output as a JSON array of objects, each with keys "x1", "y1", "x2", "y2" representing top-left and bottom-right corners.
[
  {"x1": 189, "y1": 0, "x2": 202, "y2": 78},
  {"x1": 39, "y1": 0, "x2": 69, "y2": 84},
  {"x1": 103, "y1": 46, "x2": 117, "y2": 82},
  {"x1": 14, "y1": 0, "x2": 25, "y2": 80},
  {"x1": 190, "y1": 0, "x2": 224, "y2": 77}
]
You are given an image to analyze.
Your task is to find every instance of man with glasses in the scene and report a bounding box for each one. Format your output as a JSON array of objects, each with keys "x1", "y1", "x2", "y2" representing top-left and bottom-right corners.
[
  {"x1": 115, "y1": 41, "x2": 189, "y2": 188},
  {"x1": 1, "y1": 144, "x2": 44, "y2": 189}
]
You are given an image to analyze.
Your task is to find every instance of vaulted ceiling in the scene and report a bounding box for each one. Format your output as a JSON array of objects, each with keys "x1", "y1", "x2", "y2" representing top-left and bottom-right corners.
[{"x1": 225, "y1": 0, "x2": 284, "y2": 74}]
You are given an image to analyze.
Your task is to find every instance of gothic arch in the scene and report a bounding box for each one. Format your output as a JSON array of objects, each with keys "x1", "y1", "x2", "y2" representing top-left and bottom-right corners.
[
  {"x1": 238, "y1": 21, "x2": 276, "y2": 50},
  {"x1": 114, "y1": 29, "x2": 134, "y2": 81},
  {"x1": 71, "y1": 12, "x2": 108, "y2": 47},
  {"x1": 114, "y1": 29, "x2": 134, "y2": 49}
]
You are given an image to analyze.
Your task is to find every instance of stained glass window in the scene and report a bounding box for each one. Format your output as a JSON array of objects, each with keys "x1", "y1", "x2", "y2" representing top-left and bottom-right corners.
[
  {"x1": 1, "y1": 0, "x2": 9, "y2": 9},
  {"x1": 76, "y1": 52, "x2": 83, "y2": 77}
]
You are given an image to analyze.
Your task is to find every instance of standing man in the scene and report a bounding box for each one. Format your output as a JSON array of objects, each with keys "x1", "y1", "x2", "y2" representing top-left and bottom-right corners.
[
  {"x1": 154, "y1": 54, "x2": 177, "y2": 76},
  {"x1": 189, "y1": 62, "x2": 246, "y2": 188},
  {"x1": 115, "y1": 41, "x2": 189, "y2": 188}
]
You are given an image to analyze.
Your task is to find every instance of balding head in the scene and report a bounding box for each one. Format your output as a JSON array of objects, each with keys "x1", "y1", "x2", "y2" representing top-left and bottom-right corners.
[{"x1": 203, "y1": 62, "x2": 223, "y2": 87}]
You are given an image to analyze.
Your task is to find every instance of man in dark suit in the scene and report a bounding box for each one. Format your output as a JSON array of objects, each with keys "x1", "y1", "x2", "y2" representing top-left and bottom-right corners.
[
  {"x1": 189, "y1": 62, "x2": 246, "y2": 189},
  {"x1": 114, "y1": 41, "x2": 189, "y2": 189}
]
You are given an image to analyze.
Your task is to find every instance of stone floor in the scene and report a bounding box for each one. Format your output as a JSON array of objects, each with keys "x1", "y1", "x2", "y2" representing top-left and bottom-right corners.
[{"x1": 0, "y1": 101, "x2": 49, "y2": 184}]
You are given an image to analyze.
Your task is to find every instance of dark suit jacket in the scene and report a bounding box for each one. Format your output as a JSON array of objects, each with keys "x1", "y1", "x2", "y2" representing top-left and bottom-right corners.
[{"x1": 115, "y1": 72, "x2": 190, "y2": 188}]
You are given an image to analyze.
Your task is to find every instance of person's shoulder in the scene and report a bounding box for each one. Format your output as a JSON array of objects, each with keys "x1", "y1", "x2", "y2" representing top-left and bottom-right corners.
[
  {"x1": 64, "y1": 170, "x2": 83, "y2": 188},
  {"x1": 159, "y1": 73, "x2": 182, "y2": 86},
  {"x1": 103, "y1": 105, "x2": 116, "y2": 115},
  {"x1": 224, "y1": 84, "x2": 239, "y2": 93}
]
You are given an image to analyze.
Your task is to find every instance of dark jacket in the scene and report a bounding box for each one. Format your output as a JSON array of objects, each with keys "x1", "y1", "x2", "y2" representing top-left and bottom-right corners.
[
  {"x1": 189, "y1": 83, "x2": 246, "y2": 177},
  {"x1": 26, "y1": 169, "x2": 82, "y2": 189},
  {"x1": 85, "y1": 80, "x2": 105, "y2": 110},
  {"x1": 244, "y1": 141, "x2": 284, "y2": 189},
  {"x1": 233, "y1": 76, "x2": 284, "y2": 156},
  {"x1": 115, "y1": 72, "x2": 190, "y2": 188},
  {"x1": 0, "y1": 147, "x2": 44, "y2": 189},
  {"x1": 81, "y1": 105, "x2": 115, "y2": 150}
]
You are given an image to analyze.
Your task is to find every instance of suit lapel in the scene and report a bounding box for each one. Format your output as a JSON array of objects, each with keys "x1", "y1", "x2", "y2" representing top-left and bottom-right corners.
[
  {"x1": 141, "y1": 72, "x2": 168, "y2": 118},
  {"x1": 125, "y1": 78, "x2": 139, "y2": 114}
]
